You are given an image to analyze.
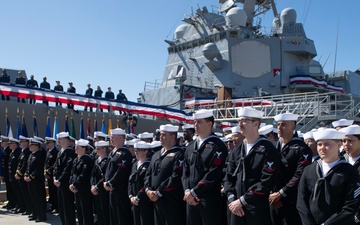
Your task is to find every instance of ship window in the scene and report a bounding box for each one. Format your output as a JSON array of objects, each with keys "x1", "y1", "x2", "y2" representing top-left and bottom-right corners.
[
  {"x1": 205, "y1": 37, "x2": 210, "y2": 43},
  {"x1": 309, "y1": 66, "x2": 321, "y2": 74},
  {"x1": 230, "y1": 31, "x2": 238, "y2": 38},
  {"x1": 193, "y1": 41, "x2": 199, "y2": 47},
  {"x1": 187, "y1": 42, "x2": 193, "y2": 48},
  {"x1": 199, "y1": 39, "x2": 205, "y2": 45}
]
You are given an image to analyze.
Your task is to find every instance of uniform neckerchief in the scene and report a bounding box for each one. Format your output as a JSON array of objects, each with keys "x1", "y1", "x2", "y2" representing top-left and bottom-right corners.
[{"x1": 313, "y1": 158, "x2": 347, "y2": 205}]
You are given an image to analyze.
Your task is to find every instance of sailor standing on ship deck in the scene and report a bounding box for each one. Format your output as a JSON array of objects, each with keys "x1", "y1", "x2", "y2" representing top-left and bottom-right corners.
[
  {"x1": 182, "y1": 109, "x2": 228, "y2": 225},
  {"x1": 269, "y1": 113, "x2": 312, "y2": 225}
]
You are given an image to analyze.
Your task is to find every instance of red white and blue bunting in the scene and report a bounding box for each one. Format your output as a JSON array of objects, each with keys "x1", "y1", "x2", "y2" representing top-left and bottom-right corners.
[
  {"x1": 289, "y1": 75, "x2": 344, "y2": 93},
  {"x1": 0, "y1": 83, "x2": 190, "y2": 122}
]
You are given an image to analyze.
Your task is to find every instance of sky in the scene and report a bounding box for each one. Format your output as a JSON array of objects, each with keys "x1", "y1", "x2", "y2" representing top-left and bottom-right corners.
[{"x1": 1, "y1": 0, "x2": 359, "y2": 103}]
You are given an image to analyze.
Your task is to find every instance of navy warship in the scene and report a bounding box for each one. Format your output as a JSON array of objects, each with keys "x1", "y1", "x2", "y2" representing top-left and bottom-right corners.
[{"x1": 138, "y1": 0, "x2": 360, "y2": 130}]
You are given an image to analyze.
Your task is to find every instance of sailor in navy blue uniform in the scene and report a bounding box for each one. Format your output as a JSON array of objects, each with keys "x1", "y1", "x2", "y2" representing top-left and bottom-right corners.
[
  {"x1": 182, "y1": 109, "x2": 228, "y2": 225},
  {"x1": 44, "y1": 136, "x2": 59, "y2": 213},
  {"x1": 339, "y1": 125, "x2": 360, "y2": 224},
  {"x1": 25, "y1": 138, "x2": 47, "y2": 222},
  {"x1": 69, "y1": 139, "x2": 94, "y2": 225},
  {"x1": 91, "y1": 141, "x2": 111, "y2": 225},
  {"x1": 224, "y1": 108, "x2": 281, "y2": 225},
  {"x1": 303, "y1": 130, "x2": 320, "y2": 162},
  {"x1": 104, "y1": 128, "x2": 133, "y2": 225},
  {"x1": 53, "y1": 132, "x2": 77, "y2": 225},
  {"x1": 145, "y1": 124, "x2": 185, "y2": 225},
  {"x1": 129, "y1": 141, "x2": 154, "y2": 225},
  {"x1": 1, "y1": 136, "x2": 16, "y2": 210},
  {"x1": 297, "y1": 128, "x2": 360, "y2": 225},
  {"x1": 8, "y1": 138, "x2": 22, "y2": 213},
  {"x1": 269, "y1": 113, "x2": 312, "y2": 225},
  {"x1": 14, "y1": 136, "x2": 32, "y2": 215}
]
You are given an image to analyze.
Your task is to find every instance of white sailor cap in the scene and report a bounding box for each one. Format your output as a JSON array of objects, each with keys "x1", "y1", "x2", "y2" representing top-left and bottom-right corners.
[
  {"x1": 69, "y1": 136, "x2": 76, "y2": 141},
  {"x1": 110, "y1": 128, "x2": 126, "y2": 135},
  {"x1": 34, "y1": 136, "x2": 45, "y2": 143},
  {"x1": 160, "y1": 124, "x2": 179, "y2": 133},
  {"x1": 193, "y1": 109, "x2": 214, "y2": 120},
  {"x1": 182, "y1": 124, "x2": 195, "y2": 130},
  {"x1": 95, "y1": 141, "x2": 109, "y2": 147},
  {"x1": 9, "y1": 137, "x2": 19, "y2": 143},
  {"x1": 19, "y1": 135, "x2": 30, "y2": 142},
  {"x1": 222, "y1": 127, "x2": 232, "y2": 132},
  {"x1": 238, "y1": 107, "x2": 263, "y2": 119},
  {"x1": 0, "y1": 135, "x2": 9, "y2": 142},
  {"x1": 274, "y1": 113, "x2": 299, "y2": 122},
  {"x1": 29, "y1": 138, "x2": 42, "y2": 145},
  {"x1": 150, "y1": 141, "x2": 162, "y2": 148},
  {"x1": 134, "y1": 141, "x2": 151, "y2": 149},
  {"x1": 339, "y1": 125, "x2": 360, "y2": 136},
  {"x1": 126, "y1": 133, "x2": 138, "y2": 139},
  {"x1": 177, "y1": 132, "x2": 184, "y2": 139},
  {"x1": 87, "y1": 144, "x2": 94, "y2": 150},
  {"x1": 231, "y1": 126, "x2": 240, "y2": 134},
  {"x1": 94, "y1": 131, "x2": 107, "y2": 138},
  {"x1": 332, "y1": 119, "x2": 354, "y2": 128},
  {"x1": 57, "y1": 132, "x2": 69, "y2": 139},
  {"x1": 75, "y1": 139, "x2": 89, "y2": 147},
  {"x1": 220, "y1": 137, "x2": 228, "y2": 142},
  {"x1": 215, "y1": 132, "x2": 224, "y2": 137},
  {"x1": 297, "y1": 131, "x2": 304, "y2": 138},
  {"x1": 225, "y1": 133, "x2": 233, "y2": 141},
  {"x1": 303, "y1": 131, "x2": 314, "y2": 140},
  {"x1": 313, "y1": 128, "x2": 345, "y2": 141},
  {"x1": 139, "y1": 132, "x2": 154, "y2": 139},
  {"x1": 259, "y1": 125, "x2": 274, "y2": 136},
  {"x1": 125, "y1": 139, "x2": 139, "y2": 146},
  {"x1": 45, "y1": 137, "x2": 57, "y2": 142}
]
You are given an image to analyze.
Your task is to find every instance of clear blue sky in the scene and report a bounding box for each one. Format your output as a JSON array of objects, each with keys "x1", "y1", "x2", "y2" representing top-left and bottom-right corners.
[{"x1": 1, "y1": 0, "x2": 359, "y2": 103}]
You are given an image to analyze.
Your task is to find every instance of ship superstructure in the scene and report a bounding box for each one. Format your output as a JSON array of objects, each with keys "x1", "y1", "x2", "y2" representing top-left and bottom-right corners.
[{"x1": 138, "y1": 0, "x2": 360, "y2": 130}]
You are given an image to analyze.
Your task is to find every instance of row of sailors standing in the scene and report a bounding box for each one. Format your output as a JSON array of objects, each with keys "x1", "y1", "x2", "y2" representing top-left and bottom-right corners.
[{"x1": 2, "y1": 109, "x2": 360, "y2": 225}]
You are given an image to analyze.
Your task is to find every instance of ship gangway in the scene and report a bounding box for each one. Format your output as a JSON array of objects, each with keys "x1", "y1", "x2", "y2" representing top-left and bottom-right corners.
[{"x1": 186, "y1": 92, "x2": 360, "y2": 132}]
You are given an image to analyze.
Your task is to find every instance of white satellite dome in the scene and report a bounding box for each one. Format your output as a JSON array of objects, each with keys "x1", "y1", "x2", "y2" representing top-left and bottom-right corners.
[
  {"x1": 202, "y1": 43, "x2": 219, "y2": 60},
  {"x1": 225, "y1": 7, "x2": 247, "y2": 27},
  {"x1": 174, "y1": 24, "x2": 190, "y2": 40},
  {"x1": 280, "y1": 8, "x2": 297, "y2": 24}
]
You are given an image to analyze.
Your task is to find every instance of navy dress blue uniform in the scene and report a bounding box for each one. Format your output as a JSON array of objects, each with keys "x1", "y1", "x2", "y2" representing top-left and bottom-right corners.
[
  {"x1": 224, "y1": 137, "x2": 281, "y2": 225},
  {"x1": 297, "y1": 158, "x2": 360, "y2": 225},
  {"x1": 69, "y1": 154, "x2": 94, "y2": 225},
  {"x1": 54, "y1": 147, "x2": 77, "y2": 225},
  {"x1": 2, "y1": 146, "x2": 15, "y2": 209},
  {"x1": 45, "y1": 146, "x2": 59, "y2": 211},
  {"x1": 25, "y1": 149, "x2": 47, "y2": 222},
  {"x1": 182, "y1": 135, "x2": 228, "y2": 225},
  {"x1": 145, "y1": 146, "x2": 185, "y2": 225},
  {"x1": 90, "y1": 156, "x2": 110, "y2": 225},
  {"x1": 129, "y1": 160, "x2": 154, "y2": 225},
  {"x1": 104, "y1": 146, "x2": 134, "y2": 225},
  {"x1": 8, "y1": 147, "x2": 22, "y2": 212},
  {"x1": 15, "y1": 147, "x2": 32, "y2": 214},
  {"x1": 270, "y1": 136, "x2": 313, "y2": 225},
  {"x1": 1, "y1": 72, "x2": 10, "y2": 101}
]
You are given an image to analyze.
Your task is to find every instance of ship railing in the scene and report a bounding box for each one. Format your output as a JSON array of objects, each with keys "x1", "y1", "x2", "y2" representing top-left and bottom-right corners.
[{"x1": 211, "y1": 92, "x2": 360, "y2": 129}]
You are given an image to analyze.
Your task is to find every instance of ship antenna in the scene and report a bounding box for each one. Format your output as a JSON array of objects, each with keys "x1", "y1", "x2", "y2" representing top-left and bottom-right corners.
[
  {"x1": 322, "y1": 53, "x2": 331, "y2": 68},
  {"x1": 333, "y1": 20, "x2": 339, "y2": 76}
]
